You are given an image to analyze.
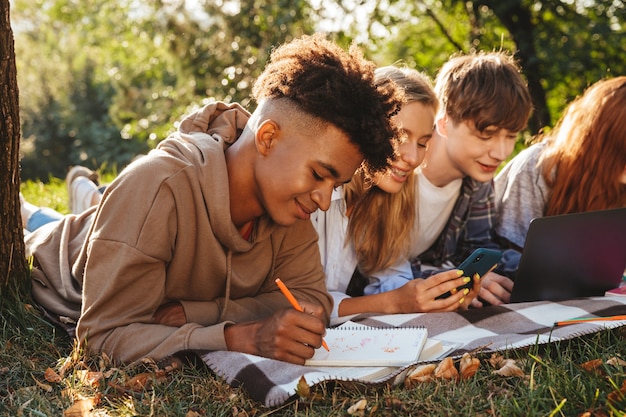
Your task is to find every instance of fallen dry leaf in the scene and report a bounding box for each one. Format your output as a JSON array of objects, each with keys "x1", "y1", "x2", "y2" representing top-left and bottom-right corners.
[
  {"x1": 185, "y1": 411, "x2": 203, "y2": 417},
  {"x1": 434, "y1": 357, "x2": 459, "y2": 381},
  {"x1": 63, "y1": 397, "x2": 96, "y2": 417},
  {"x1": 606, "y1": 357, "x2": 626, "y2": 367},
  {"x1": 108, "y1": 371, "x2": 154, "y2": 394},
  {"x1": 578, "y1": 409, "x2": 609, "y2": 417},
  {"x1": 405, "y1": 363, "x2": 437, "y2": 387},
  {"x1": 58, "y1": 356, "x2": 73, "y2": 379},
  {"x1": 31, "y1": 373, "x2": 53, "y2": 392},
  {"x1": 492, "y1": 359, "x2": 525, "y2": 377},
  {"x1": 75, "y1": 370, "x2": 103, "y2": 388},
  {"x1": 45, "y1": 367, "x2": 62, "y2": 383},
  {"x1": 607, "y1": 379, "x2": 626, "y2": 407},
  {"x1": 384, "y1": 396, "x2": 404, "y2": 409},
  {"x1": 295, "y1": 375, "x2": 311, "y2": 399},
  {"x1": 488, "y1": 353, "x2": 505, "y2": 368},
  {"x1": 488, "y1": 353, "x2": 525, "y2": 377},
  {"x1": 347, "y1": 398, "x2": 367, "y2": 415},
  {"x1": 459, "y1": 353, "x2": 480, "y2": 380},
  {"x1": 127, "y1": 372, "x2": 152, "y2": 391},
  {"x1": 581, "y1": 358, "x2": 603, "y2": 372}
]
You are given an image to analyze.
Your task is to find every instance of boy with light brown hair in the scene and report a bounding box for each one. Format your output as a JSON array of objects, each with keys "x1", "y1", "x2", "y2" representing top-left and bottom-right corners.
[{"x1": 410, "y1": 51, "x2": 533, "y2": 306}]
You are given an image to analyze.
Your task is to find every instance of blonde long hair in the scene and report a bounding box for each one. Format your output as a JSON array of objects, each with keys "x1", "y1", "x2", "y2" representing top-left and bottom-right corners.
[
  {"x1": 540, "y1": 76, "x2": 626, "y2": 216},
  {"x1": 345, "y1": 66, "x2": 438, "y2": 275}
]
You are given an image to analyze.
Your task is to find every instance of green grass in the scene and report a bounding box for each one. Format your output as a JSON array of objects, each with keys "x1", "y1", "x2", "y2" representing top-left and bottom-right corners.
[{"x1": 7, "y1": 177, "x2": 626, "y2": 416}]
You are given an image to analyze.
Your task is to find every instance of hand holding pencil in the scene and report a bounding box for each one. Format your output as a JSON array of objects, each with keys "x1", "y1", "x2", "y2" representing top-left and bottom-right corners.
[{"x1": 276, "y1": 278, "x2": 330, "y2": 351}]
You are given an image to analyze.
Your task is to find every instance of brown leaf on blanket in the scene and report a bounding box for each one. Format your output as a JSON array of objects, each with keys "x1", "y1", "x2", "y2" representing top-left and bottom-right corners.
[
  {"x1": 459, "y1": 353, "x2": 480, "y2": 380},
  {"x1": 405, "y1": 363, "x2": 437, "y2": 387},
  {"x1": 434, "y1": 357, "x2": 459, "y2": 381}
]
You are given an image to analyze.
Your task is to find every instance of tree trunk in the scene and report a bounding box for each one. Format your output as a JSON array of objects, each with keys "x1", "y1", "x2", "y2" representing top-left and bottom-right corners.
[
  {"x1": 0, "y1": 0, "x2": 28, "y2": 295},
  {"x1": 478, "y1": 0, "x2": 551, "y2": 133}
]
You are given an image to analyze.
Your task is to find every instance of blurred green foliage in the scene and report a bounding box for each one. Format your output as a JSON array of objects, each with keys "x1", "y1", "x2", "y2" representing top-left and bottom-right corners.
[{"x1": 12, "y1": 0, "x2": 626, "y2": 181}]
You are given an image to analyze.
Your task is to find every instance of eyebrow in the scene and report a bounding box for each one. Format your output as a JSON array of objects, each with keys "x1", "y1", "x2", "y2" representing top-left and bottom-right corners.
[{"x1": 317, "y1": 161, "x2": 343, "y2": 181}]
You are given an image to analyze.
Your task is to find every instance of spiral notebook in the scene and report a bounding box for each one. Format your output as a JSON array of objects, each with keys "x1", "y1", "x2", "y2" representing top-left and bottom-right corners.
[{"x1": 305, "y1": 326, "x2": 428, "y2": 367}]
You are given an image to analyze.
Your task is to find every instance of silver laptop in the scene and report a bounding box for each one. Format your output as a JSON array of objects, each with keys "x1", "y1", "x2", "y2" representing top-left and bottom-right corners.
[{"x1": 510, "y1": 207, "x2": 626, "y2": 303}]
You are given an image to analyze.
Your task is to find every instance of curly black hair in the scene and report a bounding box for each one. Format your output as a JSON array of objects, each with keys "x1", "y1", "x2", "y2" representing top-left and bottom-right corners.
[{"x1": 252, "y1": 33, "x2": 403, "y2": 174}]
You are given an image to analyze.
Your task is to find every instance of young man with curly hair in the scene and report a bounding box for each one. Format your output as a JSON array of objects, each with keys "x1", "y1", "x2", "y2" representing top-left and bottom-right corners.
[{"x1": 25, "y1": 34, "x2": 402, "y2": 365}]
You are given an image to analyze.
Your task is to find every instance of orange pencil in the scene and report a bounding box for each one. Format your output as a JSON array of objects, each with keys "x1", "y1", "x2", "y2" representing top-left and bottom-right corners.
[
  {"x1": 555, "y1": 315, "x2": 626, "y2": 326},
  {"x1": 275, "y1": 278, "x2": 330, "y2": 351}
]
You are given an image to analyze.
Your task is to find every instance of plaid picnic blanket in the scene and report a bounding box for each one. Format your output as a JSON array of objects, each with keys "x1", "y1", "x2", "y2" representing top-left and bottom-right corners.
[{"x1": 199, "y1": 297, "x2": 626, "y2": 407}]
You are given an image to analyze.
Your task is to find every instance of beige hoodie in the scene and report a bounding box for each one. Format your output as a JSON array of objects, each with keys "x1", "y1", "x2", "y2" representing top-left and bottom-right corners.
[{"x1": 25, "y1": 102, "x2": 332, "y2": 363}]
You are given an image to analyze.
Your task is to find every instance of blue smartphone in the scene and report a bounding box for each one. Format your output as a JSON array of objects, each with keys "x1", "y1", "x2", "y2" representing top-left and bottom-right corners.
[{"x1": 436, "y1": 248, "x2": 503, "y2": 299}]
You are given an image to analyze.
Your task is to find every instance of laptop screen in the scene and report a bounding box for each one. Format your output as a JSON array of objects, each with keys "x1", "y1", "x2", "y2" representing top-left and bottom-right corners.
[{"x1": 510, "y1": 207, "x2": 626, "y2": 303}]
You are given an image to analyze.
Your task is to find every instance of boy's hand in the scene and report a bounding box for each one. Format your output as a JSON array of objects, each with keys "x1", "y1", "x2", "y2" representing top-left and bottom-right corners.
[
  {"x1": 471, "y1": 272, "x2": 513, "y2": 307},
  {"x1": 153, "y1": 302, "x2": 186, "y2": 326},
  {"x1": 224, "y1": 303, "x2": 327, "y2": 365}
]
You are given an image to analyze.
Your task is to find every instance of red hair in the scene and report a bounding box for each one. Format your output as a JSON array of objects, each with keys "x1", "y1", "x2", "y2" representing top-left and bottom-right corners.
[{"x1": 540, "y1": 76, "x2": 626, "y2": 216}]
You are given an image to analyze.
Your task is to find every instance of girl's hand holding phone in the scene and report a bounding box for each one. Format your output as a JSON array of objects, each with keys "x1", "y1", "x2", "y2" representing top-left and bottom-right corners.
[{"x1": 436, "y1": 248, "x2": 502, "y2": 299}]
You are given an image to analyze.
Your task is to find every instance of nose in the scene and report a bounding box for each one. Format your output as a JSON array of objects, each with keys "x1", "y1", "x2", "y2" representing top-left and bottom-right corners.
[
  {"x1": 399, "y1": 142, "x2": 421, "y2": 169},
  {"x1": 310, "y1": 183, "x2": 333, "y2": 212},
  {"x1": 489, "y1": 136, "x2": 514, "y2": 162}
]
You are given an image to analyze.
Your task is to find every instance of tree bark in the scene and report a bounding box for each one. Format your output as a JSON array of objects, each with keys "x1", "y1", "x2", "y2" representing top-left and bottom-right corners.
[
  {"x1": 476, "y1": 0, "x2": 551, "y2": 133},
  {"x1": 0, "y1": 0, "x2": 28, "y2": 294}
]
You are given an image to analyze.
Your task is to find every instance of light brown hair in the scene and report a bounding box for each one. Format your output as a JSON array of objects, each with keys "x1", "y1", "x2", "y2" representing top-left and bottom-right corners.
[
  {"x1": 540, "y1": 76, "x2": 626, "y2": 216},
  {"x1": 435, "y1": 51, "x2": 532, "y2": 132},
  {"x1": 345, "y1": 66, "x2": 437, "y2": 275}
]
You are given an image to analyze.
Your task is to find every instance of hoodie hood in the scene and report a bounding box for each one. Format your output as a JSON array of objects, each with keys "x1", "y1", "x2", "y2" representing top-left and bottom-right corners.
[{"x1": 156, "y1": 101, "x2": 261, "y2": 252}]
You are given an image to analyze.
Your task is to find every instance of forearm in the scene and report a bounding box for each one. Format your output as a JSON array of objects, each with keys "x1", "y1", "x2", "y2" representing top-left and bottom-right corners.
[
  {"x1": 77, "y1": 319, "x2": 231, "y2": 364},
  {"x1": 337, "y1": 292, "x2": 395, "y2": 317}
]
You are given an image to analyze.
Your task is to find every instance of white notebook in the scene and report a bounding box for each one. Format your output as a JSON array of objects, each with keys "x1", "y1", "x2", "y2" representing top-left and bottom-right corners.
[{"x1": 305, "y1": 326, "x2": 428, "y2": 367}]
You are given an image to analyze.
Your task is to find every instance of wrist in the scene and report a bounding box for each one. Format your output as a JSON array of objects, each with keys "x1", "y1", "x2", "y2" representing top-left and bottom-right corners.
[{"x1": 224, "y1": 322, "x2": 261, "y2": 355}]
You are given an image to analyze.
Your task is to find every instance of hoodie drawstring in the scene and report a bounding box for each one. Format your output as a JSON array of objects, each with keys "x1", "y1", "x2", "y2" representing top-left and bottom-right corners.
[{"x1": 220, "y1": 250, "x2": 233, "y2": 321}]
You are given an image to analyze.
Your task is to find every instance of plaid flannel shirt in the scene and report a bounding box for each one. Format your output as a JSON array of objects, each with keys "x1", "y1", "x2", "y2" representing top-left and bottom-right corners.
[{"x1": 411, "y1": 176, "x2": 521, "y2": 278}]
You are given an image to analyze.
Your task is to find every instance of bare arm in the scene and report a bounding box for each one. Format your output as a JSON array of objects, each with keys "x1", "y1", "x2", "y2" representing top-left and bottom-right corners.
[
  {"x1": 154, "y1": 300, "x2": 327, "y2": 365},
  {"x1": 337, "y1": 270, "x2": 480, "y2": 316}
]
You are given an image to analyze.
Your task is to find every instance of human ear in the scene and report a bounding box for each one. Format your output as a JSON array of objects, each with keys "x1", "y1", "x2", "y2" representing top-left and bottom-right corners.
[
  {"x1": 254, "y1": 120, "x2": 279, "y2": 156},
  {"x1": 435, "y1": 113, "x2": 448, "y2": 137}
]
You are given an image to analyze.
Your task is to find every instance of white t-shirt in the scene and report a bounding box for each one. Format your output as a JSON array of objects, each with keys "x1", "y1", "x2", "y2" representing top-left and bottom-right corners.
[{"x1": 412, "y1": 167, "x2": 463, "y2": 257}]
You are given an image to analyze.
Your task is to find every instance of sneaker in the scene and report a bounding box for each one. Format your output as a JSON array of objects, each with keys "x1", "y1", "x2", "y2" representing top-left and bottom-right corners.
[{"x1": 66, "y1": 166, "x2": 99, "y2": 214}]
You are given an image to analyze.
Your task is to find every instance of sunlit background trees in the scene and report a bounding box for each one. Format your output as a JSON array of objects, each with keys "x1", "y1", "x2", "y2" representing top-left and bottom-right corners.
[{"x1": 13, "y1": 0, "x2": 626, "y2": 181}]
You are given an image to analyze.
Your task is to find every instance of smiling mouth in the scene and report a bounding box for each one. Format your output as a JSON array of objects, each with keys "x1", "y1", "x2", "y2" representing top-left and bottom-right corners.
[
  {"x1": 391, "y1": 167, "x2": 409, "y2": 178},
  {"x1": 478, "y1": 162, "x2": 498, "y2": 171},
  {"x1": 296, "y1": 200, "x2": 315, "y2": 215}
]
